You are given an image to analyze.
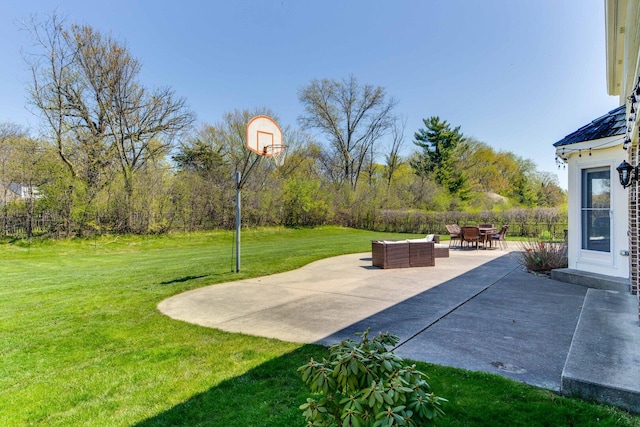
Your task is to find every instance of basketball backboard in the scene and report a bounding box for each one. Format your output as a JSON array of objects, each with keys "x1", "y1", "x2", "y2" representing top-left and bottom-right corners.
[{"x1": 246, "y1": 115, "x2": 283, "y2": 156}]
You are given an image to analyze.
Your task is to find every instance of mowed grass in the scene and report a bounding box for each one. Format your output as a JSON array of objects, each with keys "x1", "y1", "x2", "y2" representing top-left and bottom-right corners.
[{"x1": 1, "y1": 226, "x2": 638, "y2": 426}]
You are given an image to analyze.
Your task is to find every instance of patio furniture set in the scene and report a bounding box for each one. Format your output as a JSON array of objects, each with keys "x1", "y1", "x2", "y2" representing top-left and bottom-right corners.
[
  {"x1": 445, "y1": 224, "x2": 509, "y2": 250},
  {"x1": 371, "y1": 225, "x2": 509, "y2": 269}
]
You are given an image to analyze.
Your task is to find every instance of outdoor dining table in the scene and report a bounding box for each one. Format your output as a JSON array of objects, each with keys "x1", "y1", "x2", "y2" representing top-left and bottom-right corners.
[{"x1": 478, "y1": 227, "x2": 498, "y2": 248}]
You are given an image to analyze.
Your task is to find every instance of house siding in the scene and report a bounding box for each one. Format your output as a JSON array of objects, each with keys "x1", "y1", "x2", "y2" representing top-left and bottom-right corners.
[
  {"x1": 626, "y1": 1, "x2": 640, "y2": 322},
  {"x1": 633, "y1": 2, "x2": 640, "y2": 323},
  {"x1": 631, "y1": 146, "x2": 638, "y2": 296},
  {"x1": 633, "y1": 145, "x2": 640, "y2": 323}
]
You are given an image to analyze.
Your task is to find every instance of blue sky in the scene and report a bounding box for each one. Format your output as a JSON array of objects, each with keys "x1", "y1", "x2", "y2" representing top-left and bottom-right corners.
[{"x1": 0, "y1": 1, "x2": 621, "y2": 189}]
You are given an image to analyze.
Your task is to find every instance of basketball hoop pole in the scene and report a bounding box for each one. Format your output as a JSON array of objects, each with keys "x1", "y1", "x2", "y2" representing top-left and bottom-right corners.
[
  {"x1": 235, "y1": 155, "x2": 263, "y2": 273},
  {"x1": 235, "y1": 171, "x2": 241, "y2": 273},
  {"x1": 235, "y1": 115, "x2": 282, "y2": 273}
]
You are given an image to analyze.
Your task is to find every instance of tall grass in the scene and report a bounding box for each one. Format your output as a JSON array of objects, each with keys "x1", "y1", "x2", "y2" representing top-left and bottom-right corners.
[{"x1": 517, "y1": 240, "x2": 568, "y2": 273}]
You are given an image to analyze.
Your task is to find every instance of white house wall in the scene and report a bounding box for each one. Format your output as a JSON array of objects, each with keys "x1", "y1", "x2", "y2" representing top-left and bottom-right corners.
[{"x1": 565, "y1": 140, "x2": 629, "y2": 278}]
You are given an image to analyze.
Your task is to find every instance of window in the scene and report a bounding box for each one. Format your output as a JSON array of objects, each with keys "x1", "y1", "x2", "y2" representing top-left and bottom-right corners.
[{"x1": 581, "y1": 167, "x2": 610, "y2": 252}]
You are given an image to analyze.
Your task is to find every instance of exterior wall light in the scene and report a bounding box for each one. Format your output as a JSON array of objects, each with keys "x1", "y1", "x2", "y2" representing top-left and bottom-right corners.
[{"x1": 617, "y1": 160, "x2": 638, "y2": 188}]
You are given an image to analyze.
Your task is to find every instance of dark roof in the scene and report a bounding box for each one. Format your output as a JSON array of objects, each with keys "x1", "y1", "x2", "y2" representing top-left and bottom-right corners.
[
  {"x1": 0, "y1": 182, "x2": 25, "y2": 195},
  {"x1": 553, "y1": 105, "x2": 626, "y2": 147}
]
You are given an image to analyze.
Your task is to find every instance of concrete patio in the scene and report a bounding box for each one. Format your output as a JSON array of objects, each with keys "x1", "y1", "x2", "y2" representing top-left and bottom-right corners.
[{"x1": 158, "y1": 248, "x2": 640, "y2": 413}]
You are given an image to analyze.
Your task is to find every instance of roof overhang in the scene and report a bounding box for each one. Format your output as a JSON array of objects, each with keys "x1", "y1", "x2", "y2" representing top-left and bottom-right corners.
[
  {"x1": 605, "y1": 0, "x2": 627, "y2": 96},
  {"x1": 555, "y1": 134, "x2": 623, "y2": 160}
]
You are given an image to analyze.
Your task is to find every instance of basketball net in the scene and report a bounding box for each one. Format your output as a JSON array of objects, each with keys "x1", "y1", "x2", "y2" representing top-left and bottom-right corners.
[{"x1": 263, "y1": 144, "x2": 287, "y2": 167}]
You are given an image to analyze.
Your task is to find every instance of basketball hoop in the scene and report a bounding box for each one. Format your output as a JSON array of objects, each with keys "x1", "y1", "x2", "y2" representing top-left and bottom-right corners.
[
  {"x1": 235, "y1": 116, "x2": 285, "y2": 273},
  {"x1": 263, "y1": 144, "x2": 288, "y2": 167}
]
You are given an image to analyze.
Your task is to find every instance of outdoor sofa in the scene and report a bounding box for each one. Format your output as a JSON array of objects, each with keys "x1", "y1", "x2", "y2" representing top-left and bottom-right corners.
[{"x1": 371, "y1": 234, "x2": 448, "y2": 269}]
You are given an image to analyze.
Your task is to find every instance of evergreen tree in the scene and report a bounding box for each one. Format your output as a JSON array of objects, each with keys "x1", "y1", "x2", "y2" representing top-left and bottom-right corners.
[{"x1": 410, "y1": 116, "x2": 470, "y2": 199}]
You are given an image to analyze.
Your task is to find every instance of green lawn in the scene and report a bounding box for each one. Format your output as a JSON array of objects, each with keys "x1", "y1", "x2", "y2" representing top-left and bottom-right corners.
[{"x1": 1, "y1": 227, "x2": 638, "y2": 426}]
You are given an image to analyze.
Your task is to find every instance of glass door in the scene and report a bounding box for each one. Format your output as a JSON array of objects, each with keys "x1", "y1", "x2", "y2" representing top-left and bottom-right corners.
[{"x1": 581, "y1": 167, "x2": 611, "y2": 252}]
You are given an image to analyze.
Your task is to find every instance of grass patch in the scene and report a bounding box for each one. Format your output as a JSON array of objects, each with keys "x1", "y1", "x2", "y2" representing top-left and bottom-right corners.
[
  {"x1": 137, "y1": 345, "x2": 640, "y2": 427},
  {"x1": 1, "y1": 227, "x2": 638, "y2": 426}
]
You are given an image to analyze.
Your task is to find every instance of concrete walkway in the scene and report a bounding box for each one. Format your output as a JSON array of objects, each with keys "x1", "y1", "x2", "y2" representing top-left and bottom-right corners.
[{"x1": 158, "y1": 248, "x2": 640, "y2": 412}]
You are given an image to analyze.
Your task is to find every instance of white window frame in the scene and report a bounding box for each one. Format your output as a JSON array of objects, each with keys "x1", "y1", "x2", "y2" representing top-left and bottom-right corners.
[{"x1": 581, "y1": 167, "x2": 611, "y2": 253}]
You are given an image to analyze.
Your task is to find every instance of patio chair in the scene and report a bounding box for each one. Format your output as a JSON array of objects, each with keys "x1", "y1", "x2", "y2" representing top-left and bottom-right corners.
[
  {"x1": 460, "y1": 226, "x2": 480, "y2": 250},
  {"x1": 478, "y1": 223, "x2": 494, "y2": 229},
  {"x1": 491, "y1": 225, "x2": 509, "y2": 249},
  {"x1": 445, "y1": 224, "x2": 461, "y2": 247}
]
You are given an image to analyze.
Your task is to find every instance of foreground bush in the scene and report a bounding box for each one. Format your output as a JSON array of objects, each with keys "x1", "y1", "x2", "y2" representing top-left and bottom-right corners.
[
  {"x1": 298, "y1": 329, "x2": 447, "y2": 426},
  {"x1": 517, "y1": 240, "x2": 568, "y2": 273}
]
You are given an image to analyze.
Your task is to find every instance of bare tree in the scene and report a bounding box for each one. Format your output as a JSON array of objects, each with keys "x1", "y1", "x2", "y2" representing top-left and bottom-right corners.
[
  {"x1": 25, "y1": 14, "x2": 77, "y2": 179},
  {"x1": 384, "y1": 116, "x2": 406, "y2": 189},
  {"x1": 25, "y1": 14, "x2": 195, "y2": 232},
  {"x1": 298, "y1": 75, "x2": 397, "y2": 190}
]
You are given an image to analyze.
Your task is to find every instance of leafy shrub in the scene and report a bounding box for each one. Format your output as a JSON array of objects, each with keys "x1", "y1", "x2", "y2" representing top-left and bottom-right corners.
[
  {"x1": 517, "y1": 240, "x2": 568, "y2": 273},
  {"x1": 283, "y1": 178, "x2": 331, "y2": 226},
  {"x1": 298, "y1": 329, "x2": 447, "y2": 426},
  {"x1": 348, "y1": 207, "x2": 567, "y2": 239}
]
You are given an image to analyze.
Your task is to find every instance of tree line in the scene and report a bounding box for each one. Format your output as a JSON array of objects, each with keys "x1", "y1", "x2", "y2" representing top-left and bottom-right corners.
[{"x1": 0, "y1": 15, "x2": 565, "y2": 238}]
